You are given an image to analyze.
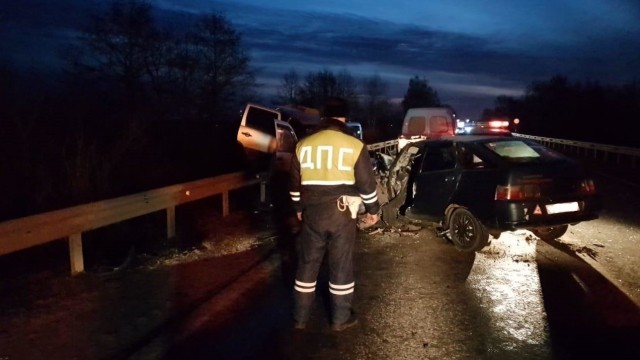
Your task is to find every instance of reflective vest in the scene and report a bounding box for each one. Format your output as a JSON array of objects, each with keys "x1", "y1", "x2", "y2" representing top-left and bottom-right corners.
[{"x1": 296, "y1": 129, "x2": 364, "y2": 186}]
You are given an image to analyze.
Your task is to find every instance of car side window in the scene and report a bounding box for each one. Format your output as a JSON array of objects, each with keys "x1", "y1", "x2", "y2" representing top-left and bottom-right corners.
[
  {"x1": 456, "y1": 145, "x2": 485, "y2": 169},
  {"x1": 245, "y1": 106, "x2": 279, "y2": 136},
  {"x1": 421, "y1": 145, "x2": 456, "y2": 171}
]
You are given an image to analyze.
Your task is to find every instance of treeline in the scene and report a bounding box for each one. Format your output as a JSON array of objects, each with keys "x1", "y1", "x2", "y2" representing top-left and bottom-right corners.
[
  {"x1": 0, "y1": 0, "x2": 442, "y2": 222},
  {"x1": 0, "y1": 1, "x2": 257, "y2": 221},
  {"x1": 484, "y1": 75, "x2": 640, "y2": 147},
  {"x1": 272, "y1": 71, "x2": 442, "y2": 141}
]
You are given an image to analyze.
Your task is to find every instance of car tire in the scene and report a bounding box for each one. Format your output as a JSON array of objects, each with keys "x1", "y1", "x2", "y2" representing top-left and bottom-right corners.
[
  {"x1": 532, "y1": 225, "x2": 569, "y2": 241},
  {"x1": 448, "y1": 208, "x2": 490, "y2": 252}
]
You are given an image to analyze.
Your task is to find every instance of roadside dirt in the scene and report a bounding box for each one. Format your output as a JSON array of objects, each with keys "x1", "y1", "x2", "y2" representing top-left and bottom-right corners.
[{"x1": 0, "y1": 205, "x2": 283, "y2": 360}]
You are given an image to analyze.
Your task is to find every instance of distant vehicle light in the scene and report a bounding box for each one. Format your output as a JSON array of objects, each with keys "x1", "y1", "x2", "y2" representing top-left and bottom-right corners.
[{"x1": 489, "y1": 120, "x2": 509, "y2": 128}]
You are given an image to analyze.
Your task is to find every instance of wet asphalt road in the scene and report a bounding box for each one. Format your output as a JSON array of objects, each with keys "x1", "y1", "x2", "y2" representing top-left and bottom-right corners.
[{"x1": 144, "y1": 226, "x2": 639, "y2": 360}]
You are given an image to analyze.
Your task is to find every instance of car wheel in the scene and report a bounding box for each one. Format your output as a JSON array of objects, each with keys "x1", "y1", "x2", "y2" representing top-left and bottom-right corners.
[
  {"x1": 448, "y1": 208, "x2": 490, "y2": 252},
  {"x1": 532, "y1": 225, "x2": 569, "y2": 241}
]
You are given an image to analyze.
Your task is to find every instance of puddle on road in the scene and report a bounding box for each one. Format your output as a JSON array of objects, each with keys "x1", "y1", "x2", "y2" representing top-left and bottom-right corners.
[{"x1": 466, "y1": 231, "x2": 551, "y2": 355}]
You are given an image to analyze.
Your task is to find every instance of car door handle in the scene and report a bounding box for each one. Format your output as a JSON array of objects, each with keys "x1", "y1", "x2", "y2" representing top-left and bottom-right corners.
[{"x1": 241, "y1": 132, "x2": 252, "y2": 137}]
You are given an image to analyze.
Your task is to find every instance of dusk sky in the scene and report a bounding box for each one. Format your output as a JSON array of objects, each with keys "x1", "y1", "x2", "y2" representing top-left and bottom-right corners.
[{"x1": 2, "y1": 0, "x2": 640, "y2": 118}]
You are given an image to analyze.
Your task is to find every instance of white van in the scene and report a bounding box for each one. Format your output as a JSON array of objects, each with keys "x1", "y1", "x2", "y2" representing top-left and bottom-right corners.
[
  {"x1": 397, "y1": 107, "x2": 456, "y2": 150},
  {"x1": 236, "y1": 103, "x2": 280, "y2": 176},
  {"x1": 236, "y1": 103, "x2": 298, "y2": 175},
  {"x1": 237, "y1": 103, "x2": 280, "y2": 157}
]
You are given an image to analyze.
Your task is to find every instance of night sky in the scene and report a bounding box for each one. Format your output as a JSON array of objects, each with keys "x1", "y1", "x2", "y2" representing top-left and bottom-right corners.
[{"x1": 1, "y1": 0, "x2": 639, "y2": 118}]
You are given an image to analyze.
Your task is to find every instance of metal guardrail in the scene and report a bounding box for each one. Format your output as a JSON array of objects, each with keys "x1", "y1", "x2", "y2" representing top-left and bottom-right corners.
[
  {"x1": 367, "y1": 139, "x2": 398, "y2": 155},
  {"x1": 2, "y1": 134, "x2": 636, "y2": 276},
  {"x1": 0, "y1": 172, "x2": 264, "y2": 275},
  {"x1": 367, "y1": 135, "x2": 639, "y2": 168},
  {"x1": 512, "y1": 133, "x2": 640, "y2": 168}
]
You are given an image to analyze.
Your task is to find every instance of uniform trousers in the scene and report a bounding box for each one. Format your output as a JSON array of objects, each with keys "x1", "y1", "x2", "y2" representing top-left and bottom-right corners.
[{"x1": 293, "y1": 200, "x2": 357, "y2": 324}]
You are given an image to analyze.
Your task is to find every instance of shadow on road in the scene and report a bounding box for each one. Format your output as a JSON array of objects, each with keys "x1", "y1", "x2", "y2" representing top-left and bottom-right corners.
[{"x1": 536, "y1": 240, "x2": 640, "y2": 359}]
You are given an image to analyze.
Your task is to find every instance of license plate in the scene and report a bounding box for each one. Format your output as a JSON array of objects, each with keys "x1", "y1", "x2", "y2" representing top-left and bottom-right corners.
[{"x1": 546, "y1": 202, "x2": 579, "y2": 214}]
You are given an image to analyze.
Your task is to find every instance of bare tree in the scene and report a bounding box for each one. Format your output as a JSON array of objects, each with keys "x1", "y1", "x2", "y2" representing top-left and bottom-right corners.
[
  {"x1": 336, "y1": 69, "x2": 357, "y2": 100},
  {"x1": 401, "y1": 76, "x2": 440, "y2": 113},
  {"x1": 65, "y1": 0, "x2": 165, "y2": 107},
  {"x1": 56, "y1": 0, "x2": 163, "y2": 209},
  {"x1": 361, "y1": 74, "x2": 389, "y2": 127},
  {"x1": 298, "y1": 69, "x2": 357, "y2": 111},
  {"x1": 276, "y1": 68, "x2": 300, "y2": 104},
  {"x1": 186, "y1": 13, "x2": 255, "y2": 120}
]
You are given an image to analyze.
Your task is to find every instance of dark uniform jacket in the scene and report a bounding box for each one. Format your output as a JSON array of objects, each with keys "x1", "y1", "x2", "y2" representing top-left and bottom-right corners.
[{"x1": 289, "y1": 119, "x2": 380, "y2": 215}]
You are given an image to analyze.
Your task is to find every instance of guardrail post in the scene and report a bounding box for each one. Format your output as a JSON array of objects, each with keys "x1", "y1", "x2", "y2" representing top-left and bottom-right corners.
[
  {"x1": 68, "y1": 233, "x2": 84, "y2": 275},
  {"x1": 222, "y1": 191, "x2": 229, "y2": 217},
  {"x1": 260, "y1": 181, "x2": 267, "y2": 203},
  {"x1": 167, "y1": 206, "x2": 176, "y2": 238}
]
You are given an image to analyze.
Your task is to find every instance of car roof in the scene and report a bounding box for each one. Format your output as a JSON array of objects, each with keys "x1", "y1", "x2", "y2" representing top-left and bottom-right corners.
[
  {"x1": 403, "y1": 135, "x2": 524, "y2": 152},
  {"x1": 445, "y1": 135, "x2": 517, "y2": 142}
]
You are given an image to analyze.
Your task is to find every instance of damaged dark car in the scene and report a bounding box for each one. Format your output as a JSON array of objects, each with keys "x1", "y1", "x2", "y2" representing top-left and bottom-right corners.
[{"x1": 381, "y1": 135, "x2": 602, "y2": 252}]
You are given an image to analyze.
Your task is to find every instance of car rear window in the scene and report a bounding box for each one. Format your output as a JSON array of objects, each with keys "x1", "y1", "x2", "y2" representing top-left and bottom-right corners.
[
  {"x1": 484, "y1": 140, "x2": 541, "y2": 161},
  {"x1": 406, "y1": 116, "x2": 451, "y2": 136},
  {"x1": 407, "y1": 116, "x2": 426, "y2": 134},
  {"x1": 428, "y1": 116, "x2": 451, "y2": 134}
]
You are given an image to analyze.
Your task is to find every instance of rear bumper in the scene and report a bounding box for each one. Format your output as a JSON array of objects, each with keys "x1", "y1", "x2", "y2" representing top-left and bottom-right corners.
[{"x1": 492, "y1": 197, "x2": 602, "y2": 231}]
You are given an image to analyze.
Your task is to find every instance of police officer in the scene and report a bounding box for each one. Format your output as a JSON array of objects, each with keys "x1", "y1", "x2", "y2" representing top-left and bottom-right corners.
[{"x1": 289, "y1": 104, "x2": 380, "y2": 331}]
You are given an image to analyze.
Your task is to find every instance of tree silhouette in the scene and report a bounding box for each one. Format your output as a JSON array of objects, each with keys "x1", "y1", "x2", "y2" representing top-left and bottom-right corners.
[
  {"x1": 485, "y1": 75, "x2": 639, "y2": 147},
  {"x1": 65, "y1": 0, "x2": 165, "y2": 109},
  {"x1": 401, "y1": 76, "x2": 440, "y2": 113},
  {"x1": 297, "y1": 69, "x2": 357, "y2": 111},
  {"x1": 276, "y1": 68, "x2": 300, "y2": 105},
  {"x1": 186, "y1": 13, "x2": 255, "y2": 120},
  {"x1": 361, "y1": 74, "x2": 389, "y2": 128},
  {"x1": 52, "y1": 2, "x2": 256, "y2": 211}
]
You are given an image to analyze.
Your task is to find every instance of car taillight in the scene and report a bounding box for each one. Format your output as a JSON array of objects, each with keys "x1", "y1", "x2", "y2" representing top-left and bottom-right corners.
[
  {"x1": 579, "y1": 179, "x2": 596, "y2": 194},
  {"x1": 495, "y1": 184, "x2": 541, "y2": 200}
]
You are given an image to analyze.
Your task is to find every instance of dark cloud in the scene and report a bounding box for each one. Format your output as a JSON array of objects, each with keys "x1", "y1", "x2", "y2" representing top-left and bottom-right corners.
[
  {"x1": 2, "y1": 0, "x2": 638, "y2": 118},
  {"x1": 226, "y1": 3, "x2": 640, "y2": 117}
]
